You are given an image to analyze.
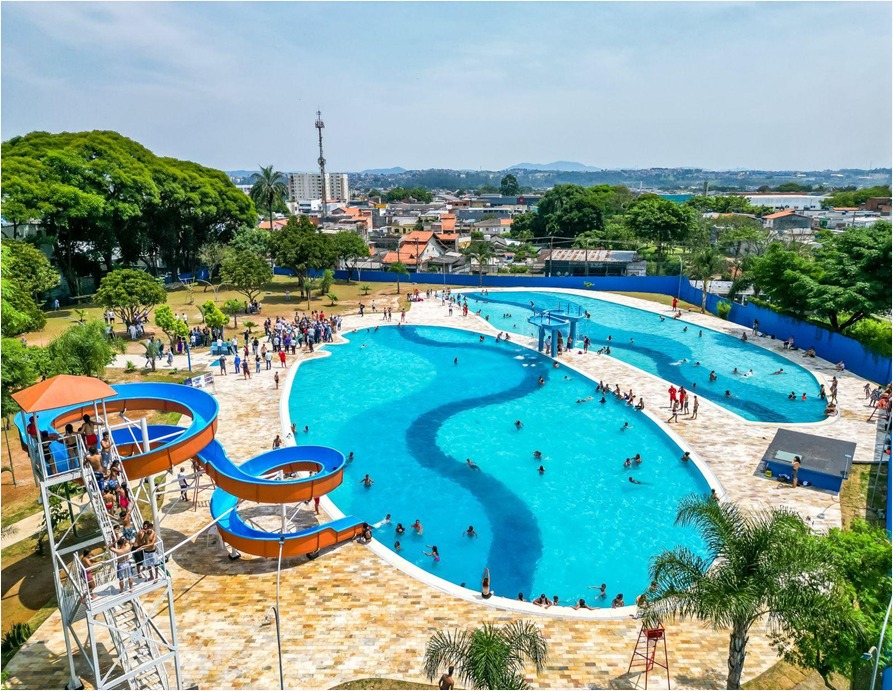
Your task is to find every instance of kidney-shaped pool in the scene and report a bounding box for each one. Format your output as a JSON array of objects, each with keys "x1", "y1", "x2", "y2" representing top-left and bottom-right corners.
[{"x1": 289, "y1": 325, "x2": 711, "y2": 607}]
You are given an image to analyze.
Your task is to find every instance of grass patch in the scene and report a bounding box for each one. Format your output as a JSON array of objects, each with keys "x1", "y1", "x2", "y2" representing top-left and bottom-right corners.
[
  {"x1": 0, "y1": 496, "x2": 40, "y2": 531},
  {"x1": 331, "y1": 680, "x2": 437, "y2": 690},
  {"x1": 840, "y1": 462, "x2": 888, "y2": 529},
  {"x1": 608, "y1": 291, "x2": 701, "y2": 312},
  {"x1": 1, "y1": 597, "x2": 58, "y2": 669}
]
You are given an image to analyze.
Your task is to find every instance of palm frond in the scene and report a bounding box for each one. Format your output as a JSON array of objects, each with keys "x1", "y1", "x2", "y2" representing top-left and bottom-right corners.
[
  {"x1": 501, "y1": 620, "x2": 548, "y2": 673},
  {"x1": 423, "y1": 628, "x2": 470, "y2": 683}
]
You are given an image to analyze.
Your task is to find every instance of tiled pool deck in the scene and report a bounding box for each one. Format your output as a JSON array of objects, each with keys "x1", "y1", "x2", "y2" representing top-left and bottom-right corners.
[{"x1": 5, "y1": 289, "x2": 879, "y2": 690}]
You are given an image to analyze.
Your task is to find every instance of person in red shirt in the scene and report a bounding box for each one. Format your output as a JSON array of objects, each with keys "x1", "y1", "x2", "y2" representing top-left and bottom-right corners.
[
  {"x1": 668, "y1": 386, "x2": 677, "y2": 404},
  {"x1": 278, "y1": 349, "x2": 287, "y2": 368},
  {"x1": 671, "y1": 297, "x2": 678, "y2": 310}
]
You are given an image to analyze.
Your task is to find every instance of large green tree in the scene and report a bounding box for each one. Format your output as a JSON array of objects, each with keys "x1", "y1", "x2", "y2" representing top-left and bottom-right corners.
[
  {"x1": 625, "y1": 194, "x2": 697, "y2": 256},
  {"x1": 423, "y1": 621, "x2": 547, "y2": 690},
  {"x1": 219, "y1": 250, "x2": 273, "y2": 304},
  {"x1": 154, "y1": 305, "x2": 189, "y2": 346},
  {"x1": 228, "y1": 225, "x2": 273, "y2": 257},
  {"x1": 801, "y1": 223, "x2": 892, "y2": 331},
  {"x1": 2, "y1": 130, "x2": 255, "y2": 290},
  {"x1": 248, "y1": 165, "x2": 288, "y2": 231},
  {"x1": 1, "y1": 241, "x2": 59, "y2": 336},
  {"x1": 385, "y1": 187, "x2": 433, "y2": 203},
  {"x1": 500, "y1": 174, "x2": 520, "y2": 196},
  {"x1": 779, "y1": 520, "x2": 892, "y2": 688},
  {"x1": 331, "y1": 231, "x2": 369, "y2": 280},
  {"x1": 270, "y1": 216, "x2": 336, "y2": 292},
  {"x1": 95, "y1": 268, "x2": 167, "y2": 326},
  {"x1": 645, "y1": 496, "x2": 861, "y2": 690}
]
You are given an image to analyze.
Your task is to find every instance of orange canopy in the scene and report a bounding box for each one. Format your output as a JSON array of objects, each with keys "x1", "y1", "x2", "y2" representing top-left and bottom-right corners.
[{"x1": 12, "y1": 375, "x2": 117, "y2": 413}]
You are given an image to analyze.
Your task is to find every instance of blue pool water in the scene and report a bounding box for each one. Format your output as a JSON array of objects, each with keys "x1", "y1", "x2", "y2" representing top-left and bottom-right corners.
[
  {"x1": 290, "y1": 325, "x2": 710, "y2": 606},
  {"x1": 465, "y1": 290, "x2": 826, "y2": 423}
]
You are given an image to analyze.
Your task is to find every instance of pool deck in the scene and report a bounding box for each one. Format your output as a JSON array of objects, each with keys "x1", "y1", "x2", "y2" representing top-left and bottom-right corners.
[{"x1": 4, "y1": 289, "x2": 880, "y2": 690}]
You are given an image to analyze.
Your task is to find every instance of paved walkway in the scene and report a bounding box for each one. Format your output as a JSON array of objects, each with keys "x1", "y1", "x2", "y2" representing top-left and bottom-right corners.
[{"x1": 4, "y1": 289, "x2": 879, "y2": 690}]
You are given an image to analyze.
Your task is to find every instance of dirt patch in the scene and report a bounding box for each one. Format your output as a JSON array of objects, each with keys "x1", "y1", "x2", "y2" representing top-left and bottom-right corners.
[
  {"x1": 1, "y1": 425, "x2": 41, "y2": 530},
  {"x1": 331, "y1": 679, "x2": 437, "y2": 690}
]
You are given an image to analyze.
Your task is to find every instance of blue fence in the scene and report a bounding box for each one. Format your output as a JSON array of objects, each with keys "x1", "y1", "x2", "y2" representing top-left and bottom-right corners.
[
  {"x1": 275, "y1": 268, "x2": 891, "y2": 384},
  {"x1": 677, "y1": 282, "x2": 891, "y2": 384}
]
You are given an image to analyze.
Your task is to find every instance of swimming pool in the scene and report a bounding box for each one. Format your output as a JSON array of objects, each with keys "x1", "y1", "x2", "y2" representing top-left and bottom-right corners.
[
  {"x1": 290, "y1": 325, "x2": 710, "y2": 607},
  {"x1": 465, "y1": 290, "x2": 826, "y2": 423}
]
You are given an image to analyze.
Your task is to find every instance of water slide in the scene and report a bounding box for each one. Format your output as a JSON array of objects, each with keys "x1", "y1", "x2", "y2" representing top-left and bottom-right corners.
[{"x1": 21, "y1": 382, "x2": 364, "y2": 558}]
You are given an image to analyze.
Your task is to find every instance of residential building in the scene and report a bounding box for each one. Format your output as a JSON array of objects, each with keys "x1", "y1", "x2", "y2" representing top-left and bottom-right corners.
[
  {"x1": 381, "y1": 231, "x2": 450, "y2": 271},
  {"x1": 288, "y1": 173, "x2": 350, "y2": 202},
  {"x1": 762, "y1": 210, "x2": 815, "y2": 243}
]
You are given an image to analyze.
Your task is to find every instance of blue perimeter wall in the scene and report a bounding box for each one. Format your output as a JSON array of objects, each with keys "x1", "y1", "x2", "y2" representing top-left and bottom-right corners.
[{"x1": 277, "y1": 267, "x2": 892, "y2": 384}]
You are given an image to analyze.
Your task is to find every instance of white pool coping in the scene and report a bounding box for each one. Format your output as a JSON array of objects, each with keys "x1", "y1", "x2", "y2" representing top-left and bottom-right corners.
[{"x1": 278, "y1": 321, "x2": 724, "y2": 621}]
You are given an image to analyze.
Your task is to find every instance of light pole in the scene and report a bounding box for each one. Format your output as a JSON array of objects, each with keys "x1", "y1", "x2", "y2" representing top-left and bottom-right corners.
[
  {"x1": 267, "y1": 534, "x2": 286, "y2": 690},
  {"x1": 869, "y1": 594, "x2": 892, "y2": 690}
]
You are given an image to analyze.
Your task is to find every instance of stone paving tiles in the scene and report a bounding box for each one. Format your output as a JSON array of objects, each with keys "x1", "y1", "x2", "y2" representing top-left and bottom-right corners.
[{"x1": 5, "y1": 287, "x2": 880, "y2": 690}]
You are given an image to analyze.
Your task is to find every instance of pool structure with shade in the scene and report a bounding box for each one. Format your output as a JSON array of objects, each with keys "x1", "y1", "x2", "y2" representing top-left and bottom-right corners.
[
  {"x1": 464, "y1": 289, "x2": 827, "y2": 424},
  {"x1": 288, "y1": 324, "x2": 715, "y2": 609}
]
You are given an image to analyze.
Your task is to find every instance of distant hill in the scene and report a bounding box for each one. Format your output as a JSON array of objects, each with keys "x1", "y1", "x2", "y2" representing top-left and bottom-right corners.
[
  {"x1": 359, "y1": 166, "x2": 407, "y2": 174},
  {"x1": 508, "y1": 161, "x2": 602, "y2": 172}
]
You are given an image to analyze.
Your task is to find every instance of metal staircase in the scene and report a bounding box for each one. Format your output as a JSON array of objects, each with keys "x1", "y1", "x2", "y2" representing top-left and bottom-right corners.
[{"x1": 24, "y1": 414, "x2": 181, "y2": 690}]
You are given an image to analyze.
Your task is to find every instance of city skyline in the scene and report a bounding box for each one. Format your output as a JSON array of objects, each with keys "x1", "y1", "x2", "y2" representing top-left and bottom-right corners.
[{"x1": 2, "y1": 2, "x2": 891, "y2": 172}]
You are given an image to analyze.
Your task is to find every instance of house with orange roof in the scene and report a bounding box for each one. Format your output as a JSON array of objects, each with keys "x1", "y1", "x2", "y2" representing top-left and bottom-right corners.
[
  {"x1": 257, "y1": 218, "x2": 290, "y2": 230},
  {"x1": 381, "y1": 232, "x2": 449, "y2": 270},
  {"x1": 762, "y1": 209, "x2": 814, "y2": 243}
]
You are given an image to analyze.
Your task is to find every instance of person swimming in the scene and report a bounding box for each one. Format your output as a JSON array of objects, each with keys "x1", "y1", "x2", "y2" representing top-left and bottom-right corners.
[
  {"x1": 725, "y1": 390, "x2": 733, "y2": 397},
  {"x1": 533, "y1": 450, "x2": 542, "y2": 459},
  {"x1": 395, "y1": 523, "x2": 405, "y2": 535},
  {"x1": 515, "y1": 420, "x2": 524, "y2": 429},
  {"x1": 577, "y1": 396, "x2": 593, "y2": 404},
  {"x1": 465, "y1": 526, "x2": 477, "y2": 537},
  {"x1": 359, "y1": 474, "x2": 374, "y2": 488},
  {"x1": 621, "y1": 422, "x2": 630, "y2": 431},
  {"x1": 772, "y1": 368, "x2": 785, "y2": 375},
  {"x1": 466, "y1": 458, "x2": 480, "y2": 470},
  {"x1": 670, "y1": 358, "x2": 688, "y2": 366},
  {"x1": 680, "y1": 451, "x2": 691, "y2": 463},
  {"x1": 628, "y1": 477, "x2": 643, "y2": 485},
  {"x1": 424, "y1": 545, "x2": 440, "y2": 562},
  {"x1": 599, "y1": 396, "x2": 607, "y2": 403},
  {"x1": 709, "y1": 370, "x2": 717, "y2": 381},
  {"x1": 624, "y1": 458, "x2": 632, "y2": 468},
  {"x1": 537, "y1": 465, "x2": 545, "y2": 474}
]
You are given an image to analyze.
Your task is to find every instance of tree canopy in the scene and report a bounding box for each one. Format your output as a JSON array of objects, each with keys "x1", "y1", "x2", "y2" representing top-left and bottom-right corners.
[
  {"x1": 625, "y1": 194, "x2": 697, "y2": 256},
  {"x1": 385, "y1": 187, "x2": 433, "y2": 203},
  {"x1": 94, "y1": 268, "x2": 167, "y2": 327},
  {"x1": 154, "y1": 305, "x2": 189, "y2": 345},
  {"x1": 1, "y1": 240, "x2": 59, "y2": 336},
  {"x1": 228, "y1": 225, "x2": 272, "y2": 257},
  {"x1": 685, "y1": 195, "x2": 766, "y2": 215},
  {"x1": 747, "y1": 222, "x2": 891, "y2": 331},
  {"x1": 219, "y1": 250, "x2": 273, "y2": 303},
  {"x1": 47, "y1": 320, "x2": 124, "y2": 378},
  {"x1": 1, "y1": 130, "x2": 256, "y2": 291},
  {"x1": 500, "y1": 174, "x2": 520, "y2": 196},
  {"x1": 271, "y1": 216, "x2": 336, "y2": 287},
  {"x1": 331, "y1": 231, "x2": 370, "y2": 279},
  {"x1": 824, "y1": 185, "x2": 891, "y2": 209}
]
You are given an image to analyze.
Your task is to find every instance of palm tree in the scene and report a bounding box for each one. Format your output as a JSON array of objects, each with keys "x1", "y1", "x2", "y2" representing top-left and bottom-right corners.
[
  {"x1": 249, "y1": 165, "x2": 288, "y2": 232},
  {"x1": 423, "y1": 621, "x2": 547, "y2": 690},
  {"x1": 388, "y1": 262, "x2": 409, "y2": 294},
  {"x1": 463, "y1": 240, "x2": 495, "y2": 287},
  {"x1": 688, "y1": 247, "x2": 726, "y2": 313},
  {"x1": 644, "y1": 495, "x2": 861, "y2": 690}
]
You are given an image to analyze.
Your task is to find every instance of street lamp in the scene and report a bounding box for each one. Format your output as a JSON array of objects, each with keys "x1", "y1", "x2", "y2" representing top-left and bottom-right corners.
[{"x1": 869, "y1": 594, "x2": 892, "y2": 690}]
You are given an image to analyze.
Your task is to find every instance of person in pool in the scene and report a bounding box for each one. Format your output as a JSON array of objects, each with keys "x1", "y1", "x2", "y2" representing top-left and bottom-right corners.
[
  {"x1": 621, "y1": 422, "x2": 630, "y2": 431},
  {"x1": 537, "y1": 465, "x2": 546, "y2": 474},
  {"x1": 412, "y1": 519, "x2": 423, "y2": 535},
  {"x1": 515, "y1": 419, "x2": 524, "y2": 429},
  {"x1": 533, "y1": 450, "x2": 542, "y2": 460},
  {"x1": 680, "y1": 451, "x2": 691, "y2": 463},
  {"x1": 574, "y1": 598, "x2": 594, "y2": 610},
  {"x1": 532, "y1": 593, "x2": 551, "y2": 608},
  {"x1": 359, "y1": 474, "x2": 374, "y2": 488},
  {"x1": 464, "y1": 525, "x2": 478, "y2": 538},
  {"x1": 599, "y1": 396, "x2": 607, "y2": 403},
  {"x1": 624, "y1": 458, "x2": 632, "y2": 468},
  {"x1": 725, "y1": 390, "x2": 733, "y2": 398},
  {"x1": 788, "y1": 391, "x2": 796, "y2": 400},
  {"x1": 629, "y1": 477, "x2": 643, "y2": 485},
  {"x1": 772, "y1": 368, "x2": 784, "y2": 375},
  {"x1": 394, "y1": 540, "x2": 401, "y2": 552},
  {"x1": 395, "y1": 523, "x2": 405, "y2": 535},
  {"x1": 588, "y1": 583, "x2": 608, "y2": 598},
  {"x1": 424, "y1": 545, "x2": 440, "y2": 562},
  {"x1": 709, "y1": 370, "x2": 717, "y2": 381},
  {"x1": 632, "y1": 454, "x2": 642, "y2": 464},
  {"x1": 466, "y1": 458, "x2": 480, "y2": 470}
]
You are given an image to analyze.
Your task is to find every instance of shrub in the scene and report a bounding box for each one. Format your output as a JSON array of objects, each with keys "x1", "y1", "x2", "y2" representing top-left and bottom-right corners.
[
  {"x1": 1, "y1": 622, "x2": 31, "y2": 652},
  {"x1": 844, "y1": 318, "x2": 892, "y2": 357},
  {"x1": 319, "y1": 269, "x2": 335, "y2": 295},
  {"x1": 327, "y1": 293, "x2": 339, "y2": 306},
  {"x1": 360, "y1": 284, "x2": 371, "y2": 295},
  {"x1": 124, "y1": 360, "x2": 136, "y2": 373},
  {"x1": 716, "y1": 300, "x2": 732, "y2": 320},
  {"x1": 583, "y1": 281, "x2": 593, "y2": 288},
  {"x1": 509, "y1": 265, "x2": 529, "y2": 274}
]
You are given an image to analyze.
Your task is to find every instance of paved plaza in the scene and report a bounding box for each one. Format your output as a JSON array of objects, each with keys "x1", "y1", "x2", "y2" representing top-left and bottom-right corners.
[{"x1": 4, "y1": 289, "x2": 879, "y2": 690}]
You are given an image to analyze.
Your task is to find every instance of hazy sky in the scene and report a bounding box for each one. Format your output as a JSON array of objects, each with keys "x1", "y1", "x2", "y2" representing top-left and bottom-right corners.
[{"x1": 3, "y1": 2, "x2": 891, "y2": 172}]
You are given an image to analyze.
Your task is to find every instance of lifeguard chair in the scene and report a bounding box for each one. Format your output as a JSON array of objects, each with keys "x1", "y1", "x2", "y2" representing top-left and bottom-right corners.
[{"x1": 627, "y1": 625, "x2": 670, "y2": 689}]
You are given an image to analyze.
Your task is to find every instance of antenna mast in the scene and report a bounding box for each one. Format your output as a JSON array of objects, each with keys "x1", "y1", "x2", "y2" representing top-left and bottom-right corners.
[{"x1": 315, "y1": 110, "x2": 327, "y2": 220}]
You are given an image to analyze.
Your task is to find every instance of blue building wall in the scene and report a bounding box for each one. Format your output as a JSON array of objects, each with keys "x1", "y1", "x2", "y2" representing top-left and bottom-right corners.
[{"x1": 275, "y1": 268, "x2": 892, "y2": 384}]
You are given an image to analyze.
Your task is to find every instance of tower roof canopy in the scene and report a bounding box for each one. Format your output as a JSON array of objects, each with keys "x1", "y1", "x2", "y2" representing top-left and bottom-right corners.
[{"x1": 12, "y1": 375, "x2": 117, "y2": 413}]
